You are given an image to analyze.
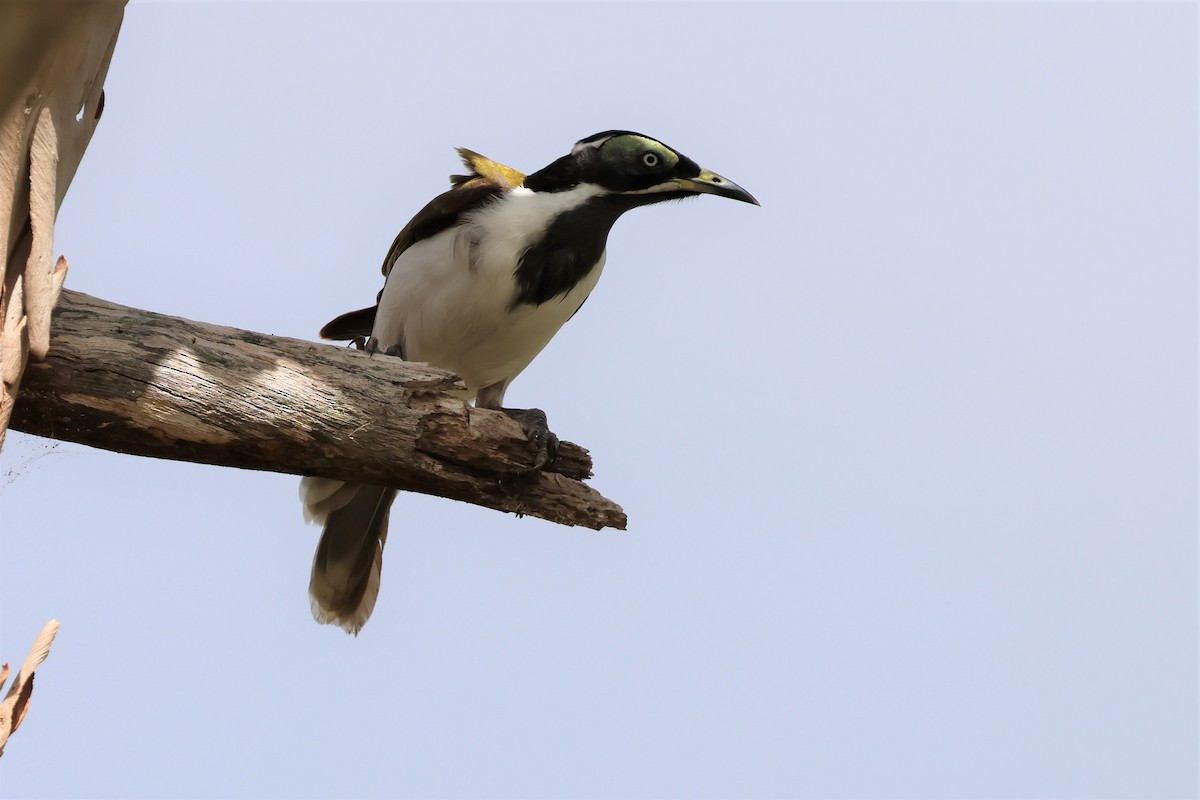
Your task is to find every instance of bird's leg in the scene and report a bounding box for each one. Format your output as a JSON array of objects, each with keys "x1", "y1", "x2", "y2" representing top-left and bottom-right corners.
[{"x1": 477, "y1": 381, "x2": 558, "y2": 472}]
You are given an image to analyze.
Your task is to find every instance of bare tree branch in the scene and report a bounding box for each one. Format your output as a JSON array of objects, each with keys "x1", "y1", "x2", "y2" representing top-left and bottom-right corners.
[{"x1": 10, "y1": 289, "x2": 627, "y2": 531}]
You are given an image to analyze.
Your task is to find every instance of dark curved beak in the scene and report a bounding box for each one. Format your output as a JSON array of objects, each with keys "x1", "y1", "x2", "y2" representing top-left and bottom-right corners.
[{"x1": 676, "y1": 168, "x2": 759, "y2": 205}]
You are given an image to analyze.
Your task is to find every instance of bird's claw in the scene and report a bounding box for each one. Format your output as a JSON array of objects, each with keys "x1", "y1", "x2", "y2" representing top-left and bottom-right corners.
[
  {"x1": 501, "y1": 407, "x2": 559, "y2": 472},
  {"x1": 361, "y1": 336, "x2": 403, "y2": 357},
  {"x1": 531, "y1": 430, "x2": 559, "y2": 471}
]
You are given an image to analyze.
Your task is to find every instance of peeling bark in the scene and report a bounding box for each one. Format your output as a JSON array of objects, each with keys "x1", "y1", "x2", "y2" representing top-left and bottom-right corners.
[{"x1": 0, "y1": 0, "x2": 125, "y2": 448}]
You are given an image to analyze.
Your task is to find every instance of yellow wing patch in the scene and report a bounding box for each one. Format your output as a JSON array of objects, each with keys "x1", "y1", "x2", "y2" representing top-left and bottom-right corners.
[{"x1": 451, "y1": 148, "x2": 526, "y2": 190}]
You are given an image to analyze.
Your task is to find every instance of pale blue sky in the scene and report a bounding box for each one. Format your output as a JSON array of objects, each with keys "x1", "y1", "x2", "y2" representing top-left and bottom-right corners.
[{"x1": 2, "y1": 3, "x2": 1196, "y2": 798}]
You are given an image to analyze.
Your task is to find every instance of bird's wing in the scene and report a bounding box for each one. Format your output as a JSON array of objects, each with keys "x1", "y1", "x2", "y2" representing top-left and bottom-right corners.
[
  {"x1": 378, "y1": 182, "x2": 506, "y2": 278},
  {"x1": 318, "y1": 150, "x2": 525, "y2": 342},
  {"x1": 383, "y1": 149, "x2": 526, "y2": 278}
]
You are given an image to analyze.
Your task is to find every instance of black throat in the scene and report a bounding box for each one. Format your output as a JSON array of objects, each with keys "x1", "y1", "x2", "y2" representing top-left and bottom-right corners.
[
  {"x1": 511, "y1": 190, "x2": 691, "y2": 309},
  {"x1": 512, "y1": 193, "x2": 653, "y2": 308}
]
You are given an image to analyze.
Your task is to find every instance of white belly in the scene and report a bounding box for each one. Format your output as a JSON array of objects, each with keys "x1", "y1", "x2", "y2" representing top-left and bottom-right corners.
[{"x1": 371, "y1": 196, "x2": 605, "y2": 396}]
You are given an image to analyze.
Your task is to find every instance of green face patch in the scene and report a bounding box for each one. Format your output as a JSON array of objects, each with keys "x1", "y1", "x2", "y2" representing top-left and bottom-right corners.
[{"x1": 599, "y1": 134, "x2": 680, "y2": 172}]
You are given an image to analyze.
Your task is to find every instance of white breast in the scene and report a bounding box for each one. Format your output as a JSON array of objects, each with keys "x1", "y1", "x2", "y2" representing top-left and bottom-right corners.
[{"x1": 371, "y1": 185, "x2": 608, "y2": 397}]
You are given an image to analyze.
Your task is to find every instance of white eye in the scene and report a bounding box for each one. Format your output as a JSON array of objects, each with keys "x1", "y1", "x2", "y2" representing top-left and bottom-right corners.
[{"x1": 642, "y1": 152, "x2": 660, "y2": 168}]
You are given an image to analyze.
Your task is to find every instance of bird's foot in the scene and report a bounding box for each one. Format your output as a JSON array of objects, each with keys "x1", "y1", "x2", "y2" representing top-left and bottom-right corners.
[
  {"x1": 361, "y1": 336, "x2": 404, "y2": 357},
  {"x1": 501, "y1": 407, "x2": 559, "y2": 472}
]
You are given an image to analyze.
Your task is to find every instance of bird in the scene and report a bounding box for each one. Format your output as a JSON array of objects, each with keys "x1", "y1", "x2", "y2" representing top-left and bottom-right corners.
[{"x1": 300, "y1": 130, "x2": 758, "y2": 634}]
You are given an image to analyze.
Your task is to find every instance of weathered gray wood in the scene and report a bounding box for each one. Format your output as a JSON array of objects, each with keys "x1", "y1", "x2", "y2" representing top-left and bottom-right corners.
[{"x1": 10, "y1": 289, "x2": 627, "y2": 531}]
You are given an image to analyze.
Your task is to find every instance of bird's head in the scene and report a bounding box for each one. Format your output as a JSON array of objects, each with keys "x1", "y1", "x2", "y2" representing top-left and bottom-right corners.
[{"x1": 524, "y1": 130, "x2": 759, "y2": 207}]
